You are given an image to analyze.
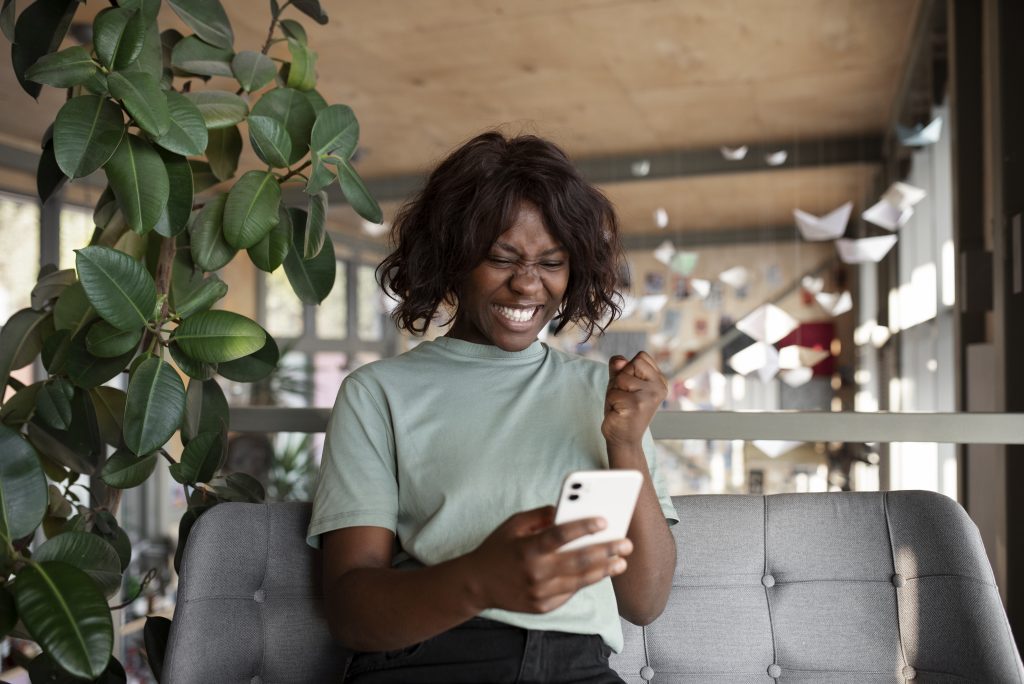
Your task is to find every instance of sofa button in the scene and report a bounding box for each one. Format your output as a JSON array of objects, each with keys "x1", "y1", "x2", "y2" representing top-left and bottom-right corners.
[
  {"x1": 767, "y1": 663, "x2": 782, "y2": 678},
  {"x1": 253, "y1": 589, "x2": 266, "y2": 603},
  {"x1": 903, "y1": 666, "x2": 916, "y2": 680},
  {"x1": 761, "y1": 574, "x2": 776, "y2": 588},
  {"x1": 639, "y1": 665, "x2": 654, "y2": 680},
  {"x1": 892, "y1": 573, "x2": 905, "y2": 588},
  {"x1": 250, "y1": 677, "x2": 262, "y2": 684}
]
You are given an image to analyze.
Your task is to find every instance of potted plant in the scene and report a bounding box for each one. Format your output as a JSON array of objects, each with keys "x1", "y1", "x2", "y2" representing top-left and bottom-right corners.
[{"x1": 0, "y1": 0, "x2": 381, "y2": 679}]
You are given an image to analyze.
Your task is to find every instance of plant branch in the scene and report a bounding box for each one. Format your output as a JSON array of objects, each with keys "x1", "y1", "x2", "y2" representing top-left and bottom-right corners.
[
  {"x1": 279, "y1": 159, "x2": 312, "y2": 184},
  {"x1": 109, "y1": 567, "x2": 158, "y2": 610},
  {"x1": 261, "y1": 1, "x2": 292, "y2": 55}
]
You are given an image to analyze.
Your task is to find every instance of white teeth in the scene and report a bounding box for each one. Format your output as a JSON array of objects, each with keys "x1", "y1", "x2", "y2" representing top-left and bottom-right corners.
[{"x1": 495, "y1": 305, "x2": 537, "y2": 323}]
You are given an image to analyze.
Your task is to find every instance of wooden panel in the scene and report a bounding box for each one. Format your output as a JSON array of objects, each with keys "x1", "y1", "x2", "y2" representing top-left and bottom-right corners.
[{"x1": 604, "y1": 163, "x2": 878, "y2": 234}]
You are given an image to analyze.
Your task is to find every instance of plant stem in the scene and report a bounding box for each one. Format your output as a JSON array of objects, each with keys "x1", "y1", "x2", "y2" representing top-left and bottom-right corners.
[
  {"x1": 279, "y1": 159, "x2": 312, "y2": 184},
  {"x1": 261, "y1": 1, "x2": 292, "y2": 55}
]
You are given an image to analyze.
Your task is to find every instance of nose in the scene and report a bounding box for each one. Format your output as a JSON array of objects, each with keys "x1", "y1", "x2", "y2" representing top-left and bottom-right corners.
[{"x1": 508, "y1": 265, "x2": 543, "y2": 295}]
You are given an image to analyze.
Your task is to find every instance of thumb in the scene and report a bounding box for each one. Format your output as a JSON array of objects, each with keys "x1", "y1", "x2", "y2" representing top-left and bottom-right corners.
[
  {"x1": 507, "y1": 505, "x2": 556, "y2": 537},
  {"x1": 608, "y1": 355, "x2": 628, "y2": 375}
]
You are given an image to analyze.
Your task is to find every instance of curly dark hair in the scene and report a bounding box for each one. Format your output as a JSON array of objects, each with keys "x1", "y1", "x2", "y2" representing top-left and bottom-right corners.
[{"x1": 378, "y1": 131, "x2": 624, "y2": 339}]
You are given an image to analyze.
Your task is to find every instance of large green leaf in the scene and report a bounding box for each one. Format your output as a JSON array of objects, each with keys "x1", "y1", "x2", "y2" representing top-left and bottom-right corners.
[
  {"x1": 53, "y1": 281, "x2": 97, "y2": 335},
  {"x1": 283, "y1": 212, "x2": 336, "y2": 304},
  {"x1": 175, "y1": 276, "x2": 228, "y2": 319},
  {"x1": 217, "y1": 331, "x2": 278, "y2": 382},
  {"x1": 108, "y1": 71, "x2": 170, "y2": 138},
  {"x1": 0, "y1": 308, "x2": 50, "y2": 397},
  {"x1": 100, "y1": 449, "x2": 157, "y2": 490},
  {"x1": 285, "y1": 38, "x2": 316, "y2": 91},
  {"x1": 311, "y1": 104, "x2": 358, "y2": 159},
  {"x1": 121, "y1": 17, "x2": 163, "y2": 80},
  {"x1": 93, "y1": 6, "x2": 147, "y2": 70},
  {"x1": 248, "y1": 115, "x2": 291, "y2": 168},
  {"x1": 250, "y1": 87, "x2": 315, "y2": 165},
  {"x1": 247, "y1": 206, "x2": 291, "y2": 272},
  {"x1": 66, "y1": 335, "x2": 135, "y2": 390},
  {"x1": 0, "y1": 0, "x2": 15, "y2": 43},
  {"x1": 168, "y1": 341, "x2": 216, "y2": 380},
  {"x1": 29, "y1": 652, "x2": 126, "y2": 684},
  {"x1": 89, "y1": 387, "x2": 127, "y2": 446},
  {"x1": 305, "y1": 151, "x2": 334, "y2": 195},
  {"x1": 34, "y1": 531, "x2": 122, "y2": 598},
  {"x1": 0, "y1": 424, "x2": 47, "y2": 543},
  {"x1": 205, "y1": 124, "x2": 242, "y2": 181},
  {"x1": 278, "y1": 18, "x2": 307, "y2": 45},
  {"x1": 13, "y1": 561, "x2": 114, "y2": 680},
  {"x1": 182, "y1": 377, "x2": 227, "y2": 444},
  {"x1": 232, "y1": 50, "x2": 275, "y2": 92},
  {"x1": 304, "y1": 191, "x2": 327, "y2": 258},
  {"x1": 36, "y1": 378, "x2": 73, "y2": 430},
  {"x1": 11, "y1": 0, "x2": 79, "y2": 99},
  {"x1": 292, "y1": 0, "x2": 328, "y2": 25},
  {"x1": 31, "y1": 268, "x2": 76, "y2": 310},
  {"x1": 144, "y1": 617, "x2": 172, "y2": 684},
  {"x1": 212, "y1": 472, "x2": 265, "y2": 503},
  {"x1": 53, "y1": 95, "x2": 125, "y2": 179},
  {"x1": 169, "y1": 430, "x2": 223, "y2": 484},
  {"x1": 223, "y1": 170, "x2": 281, "y2": 249},
  {"x1": 119, "y1": 0, "x2": 162, "y2": 25},
  {"x1": 25, "y1": 45, "x2": 99, "y2": 88},
  {"x1": 174, "y1": 310, "x2": 265, "y2": 363},
  {"x1": 154, "y1": 149, "x2": 193, "y2": 238},
  {"x1": 170, "y1": 34, "x2": 233, "y2": 77},
  {"x1": 85, "y1": 320, "x2": 142, "y2": 358},
  {"x1": 154, "y1": 90, "x2": 208, "y2": 157},
  {"x1": 303, "y1": 88, "x2": 328, "y2": 114},
  {"x1": 185, "y1": 90, "x2": 248, "y2": 129},
  {"x1": 124, "y1": 357, "x2": 185, "y2": 456},
  {"x1": 104, "y1": 135, "x2": 170, "y2": 235},
  {"x1": 37, "y1": 138, "x2": 67, "y2": 203},
  {"x1": 188, "y1": 193, "x2": 236, "y2": 272},
  {"x1": 335, "y1": 156, "x2": 383, "y2": 224},
  {"x1": 0, "y1": 585, "x2": 15, "y2": 639},
  {"x1": 75, "y1": 246, "x2": 157, "y2": 331},
  {"x1": 189, "y1": 160, "x2": 219, "y2": 194},
  {"x1": 167, "y1": 0, "x2": 233, "y2": 49},
  {"x1": 1, "y1": 381, "x2": 42, "y2": 428}
]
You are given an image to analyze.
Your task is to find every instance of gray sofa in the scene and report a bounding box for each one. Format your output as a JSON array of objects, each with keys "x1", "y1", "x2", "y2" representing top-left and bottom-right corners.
[{"x1": 163, "y1": 491, "x2": 1024, "y2": 683}]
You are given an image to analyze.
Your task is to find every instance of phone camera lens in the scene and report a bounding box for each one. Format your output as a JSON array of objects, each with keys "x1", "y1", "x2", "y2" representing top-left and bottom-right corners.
[
  {"x1": 571, "y1": 483, "x2": 582, "y2": 490},
  {"x1": 568, "y1": 494, "x2": 579, "y2": 501}
]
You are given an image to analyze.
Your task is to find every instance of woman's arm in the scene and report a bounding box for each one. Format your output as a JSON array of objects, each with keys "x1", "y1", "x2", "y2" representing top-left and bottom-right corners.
[
  {"x1": 323, "y1": 507, "x2": 634, "y2": 652},
  {"x1": 602, "y1": 352, "x2": 678, "y2": 625}
]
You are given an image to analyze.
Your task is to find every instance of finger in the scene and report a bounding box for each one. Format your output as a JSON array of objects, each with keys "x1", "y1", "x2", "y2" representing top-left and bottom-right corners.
[
  {"x1": 610, "y1": 372, "x2": 646, "y2": 393},
  {"x1": 625, "y1": 351, "x2": 661, "y2": 381},
  {"x1": 507, "y1": 506, "x2": 557, "y2": 537},
  {"x1": 605, "y1": 388, "x2": 639, "y2": 413},
  {"x1": 544, "y1": 554, "x2": 631, "y2": 596},
  {"x1": 534, "y1": 517, "x2": 607, "y2": 553},
  {"x1": 607, "y1": 356, "x2": 628, "y2": 387}
]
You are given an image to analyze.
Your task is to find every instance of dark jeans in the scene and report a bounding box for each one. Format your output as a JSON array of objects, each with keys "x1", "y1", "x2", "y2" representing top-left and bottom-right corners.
[{"x1": 344, "y1": 617, "x2": 625, "y2": 684}]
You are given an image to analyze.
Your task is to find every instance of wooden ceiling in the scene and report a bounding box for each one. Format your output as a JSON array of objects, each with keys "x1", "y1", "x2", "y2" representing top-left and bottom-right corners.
[{"x1": 0, "y1": 0, "x2": 922, "y2": 245}]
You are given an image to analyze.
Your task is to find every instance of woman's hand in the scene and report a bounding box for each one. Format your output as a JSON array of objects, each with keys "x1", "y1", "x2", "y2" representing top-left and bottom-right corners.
[
  {"x1": 463, "y1": 506, "x2": 633, "y2": 614},
  {"x1": 602, "y1": 351, "x2": 668, "y2": 449}
]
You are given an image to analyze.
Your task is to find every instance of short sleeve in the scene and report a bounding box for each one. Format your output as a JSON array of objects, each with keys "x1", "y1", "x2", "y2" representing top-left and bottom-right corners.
[
  {"x1": 306, "y1": 375, "x2": 399, "y2": 548},
  {"x1": 642, "y1": 427, "x2": 680, "y2": 525}
]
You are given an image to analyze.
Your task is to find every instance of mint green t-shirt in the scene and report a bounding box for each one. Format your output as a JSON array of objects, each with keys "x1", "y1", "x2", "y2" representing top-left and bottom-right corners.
[{"x1": 307, "y1": 336, "x2": 678, "y2": 652}]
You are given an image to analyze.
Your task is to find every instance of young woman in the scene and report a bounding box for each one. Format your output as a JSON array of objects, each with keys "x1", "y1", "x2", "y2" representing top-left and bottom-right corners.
[{"x1": 308, "y1": 131, "x2": 678, "y2": 683}]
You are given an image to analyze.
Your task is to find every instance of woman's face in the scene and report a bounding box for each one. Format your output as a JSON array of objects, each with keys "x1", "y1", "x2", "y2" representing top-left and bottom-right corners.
[{"x1": 448, "y1": 203, "x2": 570, "y2": 351}]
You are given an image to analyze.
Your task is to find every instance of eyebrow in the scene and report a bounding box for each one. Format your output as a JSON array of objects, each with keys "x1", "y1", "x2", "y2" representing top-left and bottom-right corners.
[{"x1": 492, "y1": 242, "x2": 566, "y2": 257}]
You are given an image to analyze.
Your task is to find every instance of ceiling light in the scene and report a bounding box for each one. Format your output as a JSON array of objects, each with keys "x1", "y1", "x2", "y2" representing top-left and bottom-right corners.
[{"x1": 631, "y1": 160, "x2": 651, "y2": 177}]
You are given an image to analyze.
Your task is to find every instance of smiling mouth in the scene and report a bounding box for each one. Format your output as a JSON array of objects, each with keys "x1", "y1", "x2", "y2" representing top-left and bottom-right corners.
[{"x1": 493, "y1": 304, "x2": 542, "y2": 323}]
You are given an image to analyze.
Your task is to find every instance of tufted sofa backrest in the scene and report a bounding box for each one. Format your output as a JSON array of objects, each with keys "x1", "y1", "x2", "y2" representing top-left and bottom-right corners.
[{"x1": 163, "y1": 492, "x2": 1023, "y2": 683}]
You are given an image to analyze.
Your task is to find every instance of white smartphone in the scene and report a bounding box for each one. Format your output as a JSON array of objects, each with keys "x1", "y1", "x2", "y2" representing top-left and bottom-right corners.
[{"x1": 553, "y1": 469, "x2": 643, "y2": 552}]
